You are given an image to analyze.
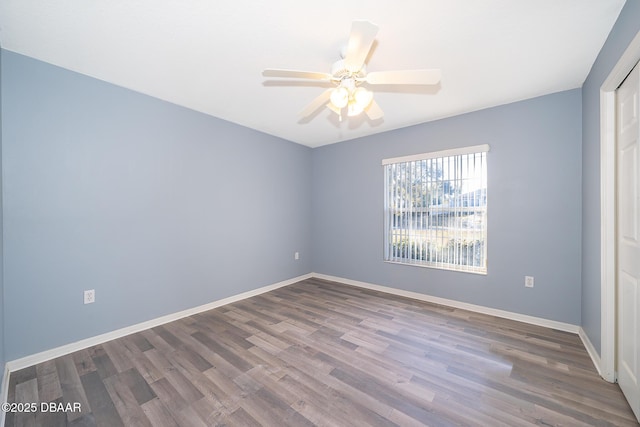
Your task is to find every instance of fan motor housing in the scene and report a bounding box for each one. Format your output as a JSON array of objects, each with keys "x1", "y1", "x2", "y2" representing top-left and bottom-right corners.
[{"x1": 331, "y1": 59, "x2": 366, "y2": 81}]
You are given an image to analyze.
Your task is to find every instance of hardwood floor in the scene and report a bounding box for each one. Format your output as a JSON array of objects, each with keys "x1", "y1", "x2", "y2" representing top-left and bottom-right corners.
[{"x1": 5, "y1": 278, "x2": 638, "y2": 426}]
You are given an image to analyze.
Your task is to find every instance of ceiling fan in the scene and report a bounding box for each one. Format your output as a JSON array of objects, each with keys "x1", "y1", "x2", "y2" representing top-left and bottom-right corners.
[{"x1": 262, "y1": 20, "x2": 441, "y2": 121}]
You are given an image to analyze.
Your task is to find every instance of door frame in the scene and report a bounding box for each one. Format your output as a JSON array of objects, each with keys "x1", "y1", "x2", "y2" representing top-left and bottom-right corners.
[{"x1": 600, "y1": 30, "x2": 640, "y2": 383}]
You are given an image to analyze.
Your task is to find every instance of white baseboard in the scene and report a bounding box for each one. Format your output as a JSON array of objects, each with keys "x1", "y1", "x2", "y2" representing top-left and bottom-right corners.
[
  {"x1": 3, "y1": 273, "x2": 312, "y2": 375},
  {"x1": 579, "y1": 327, "x2": 604, "y2": 379},
  {"x1": 311, "y1": 273, "x2": 580, "y2": 334}
]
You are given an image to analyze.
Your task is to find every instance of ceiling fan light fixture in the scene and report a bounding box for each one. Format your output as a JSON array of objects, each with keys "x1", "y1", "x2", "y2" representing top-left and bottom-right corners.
[
  {"x1": 353, "y1": 87, "x2": 373, "y2": 108},
  {"x1": 347, "y1": 87, "x2": 373, "y2": 117},
  {"x1": 347, "y1": 102, "x2": 363, "y2": 117},
  {"x1": 330, "y1": 86, "x2": 349, "y2": 109}
]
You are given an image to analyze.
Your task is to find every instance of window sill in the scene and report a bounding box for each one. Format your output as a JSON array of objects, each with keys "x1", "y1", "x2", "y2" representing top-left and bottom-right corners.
[{"x1": 383, "y1": 260, "x2": 487, "y2": 275}]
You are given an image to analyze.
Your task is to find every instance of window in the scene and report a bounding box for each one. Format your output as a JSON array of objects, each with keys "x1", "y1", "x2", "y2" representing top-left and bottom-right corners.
[{"x1": 383, "y1": 145, "x2": 489, "y2": 274}]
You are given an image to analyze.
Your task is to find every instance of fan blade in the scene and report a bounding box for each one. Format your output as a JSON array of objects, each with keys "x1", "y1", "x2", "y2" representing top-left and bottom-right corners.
[
  {"x1": 365, "y1": 69, "x2": 441, "y2": 85},
  {"x1": 263, "y1": 69, "x2": 332, "y2": 81},
  {"x1": 343, "y1": 20, "x2": 379, "y2": 73},
  {"x1": 365, "y1": 99, "x2": 384, "y2": 120},
  {"x1": 299, "y1": 88, "x2": 334, "y2": 118}
]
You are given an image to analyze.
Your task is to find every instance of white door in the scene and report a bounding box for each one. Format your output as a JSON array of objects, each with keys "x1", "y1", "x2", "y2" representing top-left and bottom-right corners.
[{"x1": 617, "y1": 60, "x2": 640, "y2": 422}]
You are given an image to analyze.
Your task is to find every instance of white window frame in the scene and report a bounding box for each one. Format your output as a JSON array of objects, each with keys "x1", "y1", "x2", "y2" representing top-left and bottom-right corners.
[{"x1": 383, "y1": 144, "x2": 490, "y2": 274}]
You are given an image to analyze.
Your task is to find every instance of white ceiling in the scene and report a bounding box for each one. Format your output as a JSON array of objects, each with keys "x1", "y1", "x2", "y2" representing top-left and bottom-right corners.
[{"x1": 0, "y1": 0, "x2": 626, "y2": 147}]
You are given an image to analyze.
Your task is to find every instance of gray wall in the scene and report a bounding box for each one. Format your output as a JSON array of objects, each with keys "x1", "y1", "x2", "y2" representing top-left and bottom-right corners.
[
  {"x1": 581, "y1": 0, "x2": 640, "y2": 355},
  {"x1": 1, "y1": 50, "x2": 312, "y2": 360},
  {"x1": 312, "y1": 89, "x2": 583, "y2": 325}
]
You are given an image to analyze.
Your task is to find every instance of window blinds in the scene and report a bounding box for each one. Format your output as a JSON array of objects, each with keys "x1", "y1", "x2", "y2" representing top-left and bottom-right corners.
[{"x1": 383, "y1": 145, "x2": 489, "y2": 273}]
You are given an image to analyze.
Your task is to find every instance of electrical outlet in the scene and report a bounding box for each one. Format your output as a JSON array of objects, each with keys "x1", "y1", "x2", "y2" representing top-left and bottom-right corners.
[
  {"x1": 294, "y1": 252, "x2": 300, "y2": 260},
  {"x1": 525, "y1": 276, "x2": 534, "y2": 288},
  {"x1": 84, "y1": 289, "x2": 95, "y2": 304}
]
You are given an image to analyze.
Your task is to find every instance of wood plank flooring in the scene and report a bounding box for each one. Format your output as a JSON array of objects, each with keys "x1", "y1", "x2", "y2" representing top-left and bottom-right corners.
[{"x1": 5, "y1": 278, "x2": 638, "y2": 426}]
